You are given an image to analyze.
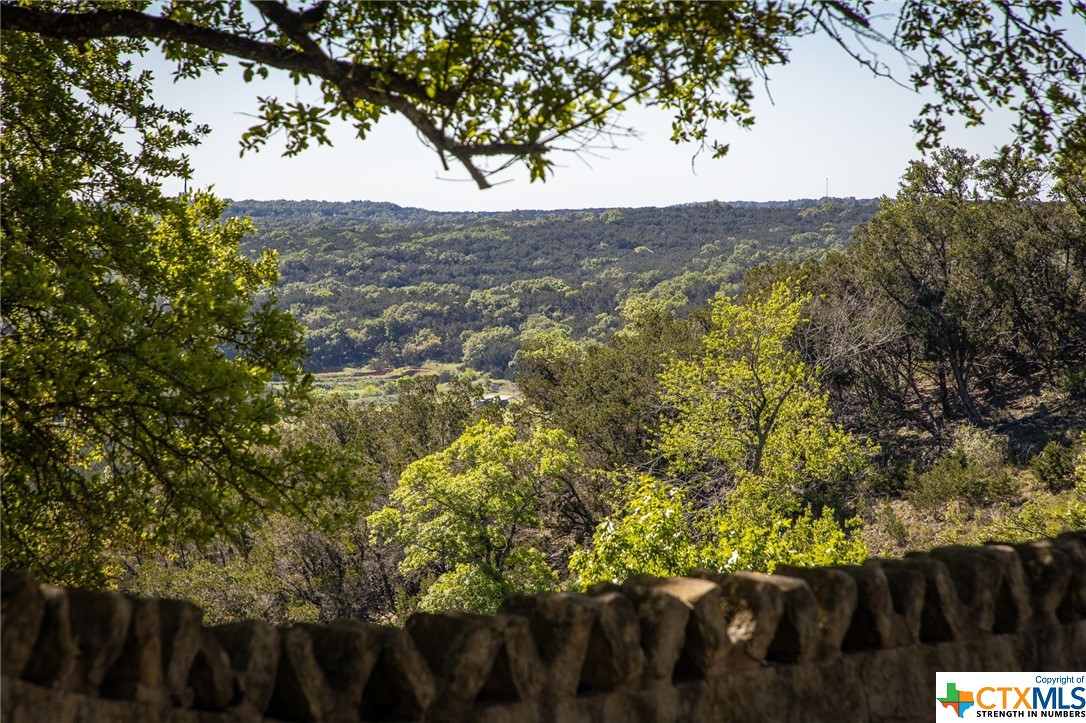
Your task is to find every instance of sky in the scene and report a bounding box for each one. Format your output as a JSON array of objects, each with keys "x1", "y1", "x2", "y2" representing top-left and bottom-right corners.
[{"x1": 147, "y1": 11, "x2": 1085, "y2": 212}]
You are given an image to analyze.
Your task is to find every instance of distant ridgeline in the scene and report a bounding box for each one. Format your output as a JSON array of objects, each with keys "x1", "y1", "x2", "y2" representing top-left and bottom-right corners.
[
  {"x1": 224, "y1": 199, "x2": 878, "y2": 373},
  {"x1": 3, "y1": 535, "x2": 1084, "y2": 722}
]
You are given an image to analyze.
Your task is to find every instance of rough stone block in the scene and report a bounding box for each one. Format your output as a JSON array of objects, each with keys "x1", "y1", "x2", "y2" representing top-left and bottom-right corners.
[
  {"x1": 359, "y1": 625, "x2": 436, "y2": 721},
  {"x1": 100, "y1": 597, "x2": 167, "y2": 704},
  {"x1": 498, "y1": 592, "x2": 596, "y2": 698},
  {"x1": 3, "y1": 678, "x2": 80, "y2": 723},
  {"x1": 674, "y1": 679, "x2": 722, "y2": 723},
  {"x1": 1021, "y1": 621, "x2": 1072, "y2": 670},
  {"x1": 213, "y1": 619, "x2": 280, "y2": 715},
  {"x1": 1054, "y1": 534, "x2": 1086, "y2": 622},
  {"x1": 76, "y1": 697, "x2": 172, "y2": 723},
  {"x1": 552, "y1": 691, "x2": 647, "y2": 723},
  {"x1": 1, "y1": 570, "x2": 44, "y2": 679},
  {"x1": 596, "y1": 692, "x2": 650, "y2": 723},
  {"x1": 479, "y1": 615, "x2": 545, "y2": 704},
  {"x1": 407, "y1": 610, "x2": 505, "y2": 713},
  {"x1": 787, "y1": 657, "x2": 868, "y2": 722},
  {"x1": 158, "y1": 598, "x2": 205, "y2": 706},
  {"x1": 1, "y1": 674, "x2": 10, "y2": 721},
  {"x1": 976, "y1": 544, "x2": 1031, "y2": 633},
  {"x1": 762, "y1": 575, "x2": 821, "y2": 663},
  {"x1": 551, "y1": 694, "x2": 604, "y2": 723},
  {"x1": 621, "y1": 576, "x2": 693, "y2": 686},
  {"x1": 1068, "y1": 619, "x2": 1086, "y2": 670},
  {"x1": 926, "y1": 629, "x2": 1021, "y2": 674},
  {"x1": 773, "y1": 566, "x2": 857, "y2": 656},
  {"x1": 649, "y1": 577, "x2": 730, "y2": 680},
  {"x1": 929, "y1": 545, "x2": 1001, "y2": 632},
  {"x1": 713, "y1": 662, "x2": 792, "y2": 719},
  {"x1": 268, "y1": 624, "x2": 336, "y2": 723},
  {"x1": 836, "y1": 563, "x2": 894, "y2": 651},
  {"x1": 854, "y1": 646, "x2": 930, "y2": 721},
  {"x1": 878, "y1": 562, "x2": 925, "y2": 645},
  {"x1": 631, "y1": 685, "x2": 684, "y2": 723},
  {"x1": 188, "y1": 627, "x2": 233, "y2": 711},
  {"x1": 463, "y1": 700, "x2": 542, "y2": 723},
  {"x1": 625, "y1": 573, "x2": 725, "y2": 681},
  {"x1": 304, "y1": 620, "x2": 382, "y2": 720},
  {"x1": 578, "y1": 591, "x2": 644, "y2": 693},
  {"x1": 406, "y1": 610, "x2": 543, "y2": 712},
  {"x1": 22, "y1": 584, "x2": 78, "y2": 688},
  {"x1": 689, "y1": 570, "x2": 784, "y2": 668},
  {"x1": 1014, "y1": 540, "x2": 1071, "y2": 629},
  {"x1": 887, "y1": 553, "x2": 975, "y2": 642},
  {"x1": 65, "y1": 587, "x2": 134, "y2": 695}
]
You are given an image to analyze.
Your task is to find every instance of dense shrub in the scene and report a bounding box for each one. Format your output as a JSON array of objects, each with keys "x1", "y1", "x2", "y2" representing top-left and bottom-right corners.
[
  {"x1": 1031, "y1": 440, "x2": 1076, "y2": 492},
  {"x1": 908, "y1": 449, "x2": 1019, "y2": 510}
]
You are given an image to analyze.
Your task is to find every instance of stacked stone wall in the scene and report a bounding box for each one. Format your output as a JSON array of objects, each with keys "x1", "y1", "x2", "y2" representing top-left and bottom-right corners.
[{"x1": 3, "y1": 535, "x2": 1085, "y2": 722}]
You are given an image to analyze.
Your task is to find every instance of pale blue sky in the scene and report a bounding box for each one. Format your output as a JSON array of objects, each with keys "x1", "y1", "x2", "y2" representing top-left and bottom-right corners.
[{"x1": 148, "y1": 14, "x2": 1084, "y2": 212}]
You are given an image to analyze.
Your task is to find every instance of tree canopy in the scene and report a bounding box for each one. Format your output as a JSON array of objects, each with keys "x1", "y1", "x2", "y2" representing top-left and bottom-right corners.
[
  {"x1": 5, "y1": 1, "x2": 1084, "y2": 188},
  {"x1": 0, "y1": 28, "x2": 346, "y2": 585},
  {"x1": 368, "y1": 420, "x2": 575, "y2": 614},
  {"x1": 777, "y1": 146, "x2": 1086, "y2": 440},
  {"x1": 658, "y1": 282, "x2": 870, "y2": 508}
]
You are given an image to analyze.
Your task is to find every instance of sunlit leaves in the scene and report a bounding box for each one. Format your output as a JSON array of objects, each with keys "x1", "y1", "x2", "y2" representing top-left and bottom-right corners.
[
  {"x1": 368, "y1": 420, "x2": 575, "y2": 613},
  {"x1": 568, "y1": 475, "x2": 705, "y2": 586},
  {"x1": 570, "y1": 283, "x2": 869, "y2": 588},
  {"x1": 658, "y1": 282, "x2": 871, "y2": 508},
  {"x1": 569, "y1": 472, "x2": 866, "y2": 588}
]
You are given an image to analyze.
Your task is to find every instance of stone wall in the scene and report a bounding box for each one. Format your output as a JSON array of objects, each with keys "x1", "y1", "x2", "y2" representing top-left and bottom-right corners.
[{"x1": 3, "y1": 535, "x2": 1085, "y2": 722}]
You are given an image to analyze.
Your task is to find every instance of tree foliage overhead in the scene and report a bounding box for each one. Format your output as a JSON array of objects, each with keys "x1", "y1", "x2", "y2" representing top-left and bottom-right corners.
[
  {"x1": 5, "y1": 1, "x2": 1084, "y2": 187},
  {"x1": 0, "y1": 29, "x2": 345, "y2": 586}
]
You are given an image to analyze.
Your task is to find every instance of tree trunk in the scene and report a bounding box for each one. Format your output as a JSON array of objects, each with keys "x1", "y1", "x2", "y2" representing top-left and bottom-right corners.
[{"x1": 948, "y1": 357, "x2": 982, "y2": 425}]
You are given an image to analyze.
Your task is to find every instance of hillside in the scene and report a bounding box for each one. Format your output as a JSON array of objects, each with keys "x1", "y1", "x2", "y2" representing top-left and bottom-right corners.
[{"x1": 228, "y1": 198, "x2": 880, "y2": 371}]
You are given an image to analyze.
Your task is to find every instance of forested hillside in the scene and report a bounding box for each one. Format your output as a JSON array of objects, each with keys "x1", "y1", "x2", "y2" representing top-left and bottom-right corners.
[{"x1": 228, "y1": 199, "x2": 878, "y2": 372}]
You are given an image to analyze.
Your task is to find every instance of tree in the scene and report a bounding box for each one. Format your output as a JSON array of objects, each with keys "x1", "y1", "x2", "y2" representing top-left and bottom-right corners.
[
  {"x1": 517, "y1": 297, "x2": 709, "y2": 473},
  {"x1": 1, "y1": 29, "x2": 344, "y2": 585},
  {"x1": 838, "y1": 147, "x2": 1086, "y2": 429},
  {"x1": 5, "y1": 1, "x2": 1083, "y2": 188},
  {"x1": 461, "y1": 325, "x2": 518, "y2": 377},
  {"x1": 657, "y1": 282, "x2": 870, "y2": 510},
  {"x1": 568, "y1": 475, "x2": 705, "y2": 586},
  {"x1": 565, "y1": 283, "x2": 870, "y2": 588},
  {"x1": 367, "y1": 420, "x2": 577, "y2": 614}
]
